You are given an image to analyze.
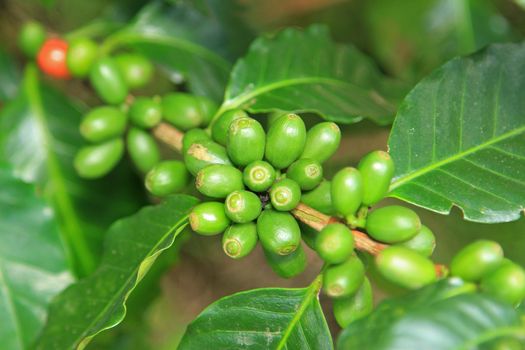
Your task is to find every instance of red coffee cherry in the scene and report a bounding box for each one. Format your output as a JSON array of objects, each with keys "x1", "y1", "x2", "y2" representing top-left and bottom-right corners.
[{"x1": 37, "y1": 38, "x2": 70, "y2": 79}]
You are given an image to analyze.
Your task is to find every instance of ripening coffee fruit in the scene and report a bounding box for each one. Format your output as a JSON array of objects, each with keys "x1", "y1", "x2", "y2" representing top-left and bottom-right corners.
[
  {"x1": 480, "y1": 261, "x2": 525, "y2": 305},
  {"x1": 126, "y1": 128, "x2": 160, "y2": 173},
  {"x1": 225, "y1": 190, "x2": 262, "y2": 223},
  {"x1": 227, "y1": 117, "x2": 265, "y2": 166},
  {"x1": 222, "y1": 223, "x2": 258, "y2": 259},
  {"x1": 265, "y1": 113, "x2": 306, "y2": 169},
  {"x1": 189, "y1": 202, "x2": 230, "y2": 236},
  {"x1": 184, "y1": 139, "x2": 231, "y2": 176},
  {"x1": 269, "y1": 178, "x2": 301, "y2": 211},
  {"x1": 300, "y1": 180, "x2": 335, "y2": 216},
  {"x1": 162, "y1": 93, "x2": 205, "y2": 131},
  {"x1": 264, "y1": 244, "x2": 307, "y2": 279},
  {"x1": 331, "y1": 167, "x2": 363, "y2": 217},
  {"x1": 315, "y1": 223, "x2": 355, "y2": 265},
  {"x1": 89, "y1": 57, "x2": 128, "y2": 104},
  {"x1": 450, "y1": 240, "x2": 504, "y2": 282},
  {"x1": 182, "y1": 128, "x2": 210, "y2": 153},
  {"x1": 300, "y1": 122, "x2": 341, "y2": 163},
  {"x1": 323, "y1": 255, "x2": 365, "y2": 299},
  {"x1": 358, "y1": 150, "x2": 394, "y2": 206},
  {"x1": 332, "y1": 277, "x2": 373, "y2": 328},
  {"x1": 396, "y1": 225, "x2": 436, "y2": 257},
  {"x1": 74, "y1": 139, "x2": 124, "y2": 179},
  {"x1": 211, "y1": 109, "x2": 248, "y2": 146},
  {"x1": 18, "y1": 21, "x2": 46, "y2": 58},
  {"x1": 375, "y1": 246, "x2": 437, "y2": 289},
  {"x1": 66, "y1": 38, "x2": 98, "y2": 77},
  {"x1": 195, "y1": 164, "x2": 244, "y2": 198},
  {"x1": 114, "y1": 53, "x2": 153, "y2": 89},
  {"x1": 129, "y1": 97, "x2": 162, "y2": 129},
  {"x1": 242, "y1": 160, "x2": 276, "y2": 192},
  {"x1": 286, "y1": 158, "x2": 323, "y2": 191},
  {"x1": 145, "y1": 160, "x2": 189, "y2": 196},
  {"x1": 37, "y1": 38, "x2": 70, "y2": 79},
  {"x1": 80, "y1": 106, "x2": 127, "y2": 143},
  {"x1": 366, "y1": 206, "x2": 421, "y2": 243},
  {"x1": 257, "y1": 210, "x2": 301, "y2": 255}
]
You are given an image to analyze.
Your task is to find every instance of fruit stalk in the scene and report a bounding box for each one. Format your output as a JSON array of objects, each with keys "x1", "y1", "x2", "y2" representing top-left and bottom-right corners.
[{"x1": 152, "y1": 122, "x2": 185, "y2": 152}]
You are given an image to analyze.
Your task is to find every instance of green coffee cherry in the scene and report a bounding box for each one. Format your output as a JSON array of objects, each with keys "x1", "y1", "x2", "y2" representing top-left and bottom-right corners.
[
  {"x1": 145, "y1": 160, "x2": 189, "y2": 196},
  {"x1": 450, "y1": 240, "x2": 504, "y2": 282},
  {"x1": 162, "y1": 93, "x2": 205, "y2": 131},
  {"x1": 66, "y1": 38, "x2": 98, "y2": 77},
  {"x1": 267, "y1": 110, "x2": 288, "y2": 127},
  {"x1": 333, "y1": 277, "x2": 373, "y2": 328},
  {"x1": 114, "y1": 53, "x2": 153, "y2": 89},
  {"x1": 80, "y1": 106, "x2": 127, "y2": 143},
  {"x1": 74, "y1": 139, "x2": 124, "y2": 179},
  {"x1": 195, "y1": 164, "x2": 244, "y2": 198},
  {"x1": 269, "y1": 178, "x2": 301, "y2": 211},
  {"x1": 300, "y1": 223, "x2": 318, "y2": 250},
  {"x1": 300, "y1": 180, "x2": 335, "y2": 216},
  {"x1": 211, "y1": 109, "x2": 248, "y2": 146},
  {"x1": 358, "y1": 150, "x2": 395, "y2": 206},
  {"x1": 265, "y1": 113, "x2": 306, "y2": 169},
  {"x1": 286, "y1": 158, "x2": 323, "y2": 191},
  {"x1": 90, "y1": 57, "x2": 128, "y2": 105},
  {"x1": 184, "y1": 139, "x2": 231, "y2": 176},
  {"x1": 375, "y1": 246, "x2": 437, "y2": 289},
  {"x1": 331, "y1": 167, "x2": 363, "y2": 217},
  {"x1": 242, "y1": 160, "x2": 276, "y2": 192},
  {"x1": 227, "y1": 117, "x2": 265, "y2": 166},
  {"x1": 126, "y1": 127, "x2": 160, "y2": 173},
  {"x1": 129, "y1": 97, "x2": 162, "y2": 129},
  {"x1": 257, "y1": 210, "x2": 301, "y2": 255},
  {"x1": 264, "y1": 244, "x2": 307, "y2": 279},
  {"x1": 225, "y1": 190, "x2": 262, "y2": 223},
  {"x1": 301, "y1": 122, "x2": 341, "y2": 163},
  {"x1": 315, "y1": 223, "x2": 355, "y2": 265},
  {"x1": 481, "y1": 261, "x2": 525, "y2": 306},
  {"x1": 396, "y1": 225, "x2": 436, "y2": 257},
  {"x1": 189, "y1": 202, "x2": 230, "y2": 236},
  {"x1": 18, "y1": 21, "x2": 46, "y2": 58},
  {"x1": 222, "y1": 223, "x2": 258, "y2": 259},
  {"x1": 182, "y1": 128, "x2": 210, "y2": 153},
  {"x1": 195, "y1": 96, "x2": 218, "y2": 127},
  {"x1": 323, "y1": 255, "x2": 365, "y2": 299},
  {"x1": 366, "y1": 206, "x2": 421, "y2": 244}
]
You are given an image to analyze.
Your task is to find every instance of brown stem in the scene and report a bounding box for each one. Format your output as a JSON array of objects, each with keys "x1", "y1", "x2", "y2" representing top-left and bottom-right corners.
[{"x1": 152, "y1": 122, "x2": 184, "y2": 152}]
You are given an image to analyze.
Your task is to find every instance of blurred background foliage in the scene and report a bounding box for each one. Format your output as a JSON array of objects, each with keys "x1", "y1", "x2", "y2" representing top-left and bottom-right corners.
[{"x1": 0, "y1": 0, "x2": 524, "y2": 348}]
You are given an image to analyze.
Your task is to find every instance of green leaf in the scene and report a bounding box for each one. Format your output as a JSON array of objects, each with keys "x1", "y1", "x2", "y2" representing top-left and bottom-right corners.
[
  {"x1": 35, "y1": 195, "x2": 198, "y2": 350},
  {"x1": 178, "y1": 275, "x2": 333, "y2": 349},
  {"x1": 0, "y1": 65, "x2": 146, "y2": 276},
  {"x1": 337, "y1": 279, "x2": 524, "y2": 350},
  {"x1": 388, "y1": 42, "x2": 525, "y2": 223},
  {"x1": 0, "y1": 165, "x2": 73, "y2": 350},
  {"x1": 0, "y1": 46, "x2": 20, "y2": 102},
  {"x1": 222, "y1": 24, "x2": 402, "y2": 125}
]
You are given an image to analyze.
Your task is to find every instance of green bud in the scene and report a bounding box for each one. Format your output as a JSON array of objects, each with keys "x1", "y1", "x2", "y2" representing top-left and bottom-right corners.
[
  {"x1": 114, "y1": 53, "x2": 154, "y2": 89},
  {"x1": 300, "y1": 180, "x2": 335, "y2": 216},
  {"x1": 242, "y1": 160, "x2": 276, "y2": 192},
  {"x1": 211, "y1": 109, "x2": 248, "y2": 146},
  {"x1": 225, "y1": 190, "x2": 262, "y2": 223},
  {"x1": 80, "y1": 106, "x2": 127, "y2": 143},
  {"x1": 182, "y1": 128, "x2": 210, "y2": 153},
  {"x1": 162, "y1": 93, "x2": 203, "y2": 131},
  {"x1": 18, "y1": 21, "x2": 46, "y2": 58},
  {"x1": 129, "y1": 97, "x2": 162, "y2": 129},
  {"x1": 145, "y1": 160, "x2": 189, "y2": 196},
  {"x1": 301, "y1": 122, "x2": 341, "y2": 163},
  {"x1": 264, "y1": 244, "x2": 307, "y2": 279},
  {"x1": 257, "y1": 210, "x2": 301, "y2": 255},
  {"x1": 189, "y1": 202, "x2": 230, "y2": 236},
  {"x1": 195, "y1": 164, "x2": 244, "y2": 198},
  {"x1": 366, "y1": 206, "x2": 421, "y2": 243},
  {"x1": 396, "y1": 225, "x2": 436, "y2": 257},
  {"x1": 375, "y1": 246, "x2": 437, "y2": 289},
  {"x1": 450, "y1": 240, "x2": 504, "y2": 282},
  {"x1": 315, "y1": 223, "x2": 355, "y2": 265},
  {"x1": 323, "y1": 255, "x2": 365, "y2": 299},
  {"x1": 358, "y1": 150, "x2": 395, "y2": 206},
  {"x1": 126, "y1": 127, "x2": 160, "y2": 173},
  {"x1": 89, "y1": 57, "x2": 128, "y2": 105},
  {"x1": 265, "y1": 113, "x2": 306, "y2": 169},
  {"x1": 222, "y1": 223, "x2": 258, "y2": 259},
  {"x1": 74, "y1": 139, "x2": 124, "y2": 179},
  {"x1": 269, "y1": 178, "x2": 301, "y2": 211},
  {"x1": 481, "y1": 261, "x2": 525, "y2": 306},
  {"x1": 331, "y1": 167, "x2": 363, "y2": 217},
  {"x1": 183, "y1": 139, "x2": 231, "y2": 176},
  {"x1": 227, "y1": 117, "x2": 265, "y2": 166},
  {"x1": 66, "y1": 38, "x2": 98, "y2": 77},
  {"x1": 286, "y1": 158, "x2": 323, "y2": 191},
  {"x1": 333, "y1": 277, "x2": 373, "y2": 328}
]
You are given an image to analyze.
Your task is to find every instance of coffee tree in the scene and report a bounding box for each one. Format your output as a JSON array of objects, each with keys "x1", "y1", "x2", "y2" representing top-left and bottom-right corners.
[{"x1": 1, "y1": 1, "x2": 524, "y2": 349}]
